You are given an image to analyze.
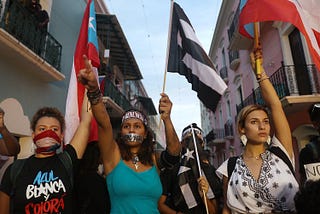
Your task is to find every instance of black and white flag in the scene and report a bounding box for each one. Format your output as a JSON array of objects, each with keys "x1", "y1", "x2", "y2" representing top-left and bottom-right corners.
[
  {"x1": 177, "y1": 142, "x2": 214, "y2": 209},
  {"x1": 167, "y1": 2, "x2": 227, "y2": 112}
]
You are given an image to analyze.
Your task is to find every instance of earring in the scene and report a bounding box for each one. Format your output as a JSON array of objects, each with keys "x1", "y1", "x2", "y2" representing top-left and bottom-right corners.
[
  {"x1": 267, "y1": 135, "x2": 271, "y2": 145},
  {"x1": 240, "y1": 135, "x2": 247, "y2": 146}
]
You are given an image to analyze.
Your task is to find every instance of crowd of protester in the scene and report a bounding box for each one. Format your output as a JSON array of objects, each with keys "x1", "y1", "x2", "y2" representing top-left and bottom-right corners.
[{"x1": 0, "y1": 48, "x2": 320, "y2": 213}]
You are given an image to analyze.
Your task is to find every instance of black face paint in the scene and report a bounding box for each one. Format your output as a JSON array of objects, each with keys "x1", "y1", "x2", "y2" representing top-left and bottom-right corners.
[{"x1": 182, "y1": 136, "x2": 204, "y2": 151}]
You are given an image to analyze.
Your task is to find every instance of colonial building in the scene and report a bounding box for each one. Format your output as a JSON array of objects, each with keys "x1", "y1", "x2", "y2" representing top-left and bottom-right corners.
[
  {"x1": 202, "y1": 0, "x2": 320, "y2": 175},
  {"x1": 0, "y1": 0, "x2": 160, "y2": 158}
]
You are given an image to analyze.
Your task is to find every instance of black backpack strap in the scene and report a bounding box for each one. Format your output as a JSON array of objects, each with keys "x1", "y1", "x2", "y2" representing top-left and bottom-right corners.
[
  {"x1": 227, "y1": 156, "x2": 238, "y2": 178},
  {"x1": 57, "y1": 152, "x2": 73, "y2": 188},
  {"x1": 268, "y1": 146, "x2": 295, "y2": 175},
  {"x1": 10, "y1": 158, "x2": 27, "y2": 213},
  {"x1": 10, "y1": 159, "x2": 27, "y2": 196}
]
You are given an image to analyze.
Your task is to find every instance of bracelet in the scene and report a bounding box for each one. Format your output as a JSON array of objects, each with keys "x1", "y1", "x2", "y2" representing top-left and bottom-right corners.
[
  {"x1": 87, "y1": 88, "x2": 102, "y2": 105},
  {"x1": 256, "y1": 71, "x2": 269, "y2": 83},
  {"x1": 257, "y1": 76, "x2": 269, "y2": 83}
]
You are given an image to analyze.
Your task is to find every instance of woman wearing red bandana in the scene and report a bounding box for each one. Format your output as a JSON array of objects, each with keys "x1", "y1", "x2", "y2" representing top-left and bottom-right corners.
[
  {"x1": 0, "y1": 100, "x2": 92, "y2": 213},
  {"x1": 78, "y1": 55, "x2": 181, "y2": 214}
]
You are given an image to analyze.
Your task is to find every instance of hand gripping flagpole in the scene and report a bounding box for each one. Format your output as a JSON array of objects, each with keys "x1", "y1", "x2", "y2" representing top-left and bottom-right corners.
[
  {"x1": 190, "y1": 124, "x2": 209, "y2": 214},
  {"x1": 253, "y1": 22, "x2": 262, "y2": 78}
]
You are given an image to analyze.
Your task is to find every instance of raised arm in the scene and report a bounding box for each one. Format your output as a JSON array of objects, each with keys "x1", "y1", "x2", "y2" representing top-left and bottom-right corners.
[
  {"x1": 69, "y1": 92, "x2": 92, "y2": 158},
  {"x1": 0, "y1": 109, "x2": 20, "y2": 156},
  {"x1": 77, "y1": 55, "x2": 120, "y2": 174},
  {"x1": 159, "y1": 93, "x2": 181, "y2": 156},
  {"x1": 252, "y1": 47, "x2": 293, "y2": 157}
]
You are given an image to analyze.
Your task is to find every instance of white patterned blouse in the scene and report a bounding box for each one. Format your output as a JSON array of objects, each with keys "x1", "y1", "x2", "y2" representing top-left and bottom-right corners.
[{"x1": 216, "y1": 137, "x2": 299, "y2": 214}]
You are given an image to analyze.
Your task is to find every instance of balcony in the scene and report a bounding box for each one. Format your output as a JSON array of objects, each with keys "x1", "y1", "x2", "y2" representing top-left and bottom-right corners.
[
  {"x1": 136, "y1": 96, "x2": 157, "y2": 116},
  {"x1": 236, "y1": 64, "x2": 320, "y2": 114},
  {"x1": 227, "y1": 3, "x2": 252, "y2": 50},
  {"x1": 224, "y1": 120, "x2": 234, "y2": 139},
  {"x1": 96, "y1": 14, "x2": 143, "y2": 80},
  {"x1": 0, "y1": 0, "x2": 63, "y2": 81},
  {"x1": 228, "y1": 50, "x2": 240, "y2": 71},
  {"x1": 102, "y1": 78, "x2": 132, "y2": 119},
  {"x1": 205, "y1": 128, "x2": 226, "y2": 146},
  {"x1": 219, "y1": 66, "x2": 229, "y2": 83}
]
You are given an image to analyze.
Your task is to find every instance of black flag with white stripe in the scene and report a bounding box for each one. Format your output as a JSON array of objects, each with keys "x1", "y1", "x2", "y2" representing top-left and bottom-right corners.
[
  {"x1": 167, "y1": 2, "x2": 227, "y2": 112},
  {"x1": 176, "y1": 136, "x2": 215, "y2": 210}
]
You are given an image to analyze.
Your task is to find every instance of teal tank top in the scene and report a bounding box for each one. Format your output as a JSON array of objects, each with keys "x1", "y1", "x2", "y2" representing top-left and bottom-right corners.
[{"x1": 107, "y1": 160, "x2": 162, "y2": 214}]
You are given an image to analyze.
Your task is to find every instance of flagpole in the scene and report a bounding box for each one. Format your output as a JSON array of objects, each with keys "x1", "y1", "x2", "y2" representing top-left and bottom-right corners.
[
  {"x1": 253, "y1": 22, "x2": 262, "y2": 78},
  {"x1": 190, "y1": 125, "x2": 209, "y2": 214},
  {"x1": 159, "y1": 0, "x2": 175, "y2": 129},
  {"x1": 162, "y1": 0, "x2": 175, "y2": 93}
]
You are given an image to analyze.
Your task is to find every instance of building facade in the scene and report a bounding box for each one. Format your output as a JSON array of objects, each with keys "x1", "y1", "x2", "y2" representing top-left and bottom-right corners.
[
  {"x1": 0, "y1": 0, "x2": 160, "y2": 158},
  {"x1": 203, "y1": 0, "x2": 320, "y2": 174}
]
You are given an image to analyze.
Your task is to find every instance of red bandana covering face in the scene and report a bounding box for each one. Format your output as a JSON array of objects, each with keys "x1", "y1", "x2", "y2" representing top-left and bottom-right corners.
[{"x1": 33, "y1": 130, "x2": 62, "y2": 155}]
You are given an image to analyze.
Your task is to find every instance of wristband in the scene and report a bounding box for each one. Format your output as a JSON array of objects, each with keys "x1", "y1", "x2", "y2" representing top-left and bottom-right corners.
[
  {"x1": 257, "y1": 76, "x2": 269, "y2": 83},
  {"x1": 87, "y1": 88, "x2": 102, "y2": 105},
  {"x1": 0, "y1": 133, "x2": 2, "y2": 139}
]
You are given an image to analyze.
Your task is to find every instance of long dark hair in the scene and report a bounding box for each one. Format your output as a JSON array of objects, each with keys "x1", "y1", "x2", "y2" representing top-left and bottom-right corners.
[{"x1": 116, "y1": 125, "x2": 155, "y2": 166}]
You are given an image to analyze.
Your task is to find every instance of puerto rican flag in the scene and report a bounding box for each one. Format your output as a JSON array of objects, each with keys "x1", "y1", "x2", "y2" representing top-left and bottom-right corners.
[
  {"x1": 65, "y1": 0, "x2": 100, "y2": 144},
  {"x1": 239, "y1": 0, "x2": 320, "y2": 71}
]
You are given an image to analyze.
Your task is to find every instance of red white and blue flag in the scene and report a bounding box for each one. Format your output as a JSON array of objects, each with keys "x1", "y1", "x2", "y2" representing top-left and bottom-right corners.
[
  {"x1": 239, "y1": 0, "x2": 320, "y2": 70},
  {"x1": 65, "y1": 0, "x2": 100, "y2": 144}
]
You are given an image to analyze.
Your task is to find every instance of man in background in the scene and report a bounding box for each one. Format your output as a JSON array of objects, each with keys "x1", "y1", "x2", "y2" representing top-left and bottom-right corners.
[
  {"x1": 0, "y1": 107, "x2": 20, "y2": 181},
  {"x1": 158, "y1": 123, "x2": 221, "y2": 214},
  {"x1": 299, "y1": 103, "x2": 320, "y2": 184}
]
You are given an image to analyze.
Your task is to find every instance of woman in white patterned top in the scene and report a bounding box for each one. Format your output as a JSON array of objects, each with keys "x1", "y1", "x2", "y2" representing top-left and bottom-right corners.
[{"x1": 216, "y1": 47, "x2": 299, "y2": 214}]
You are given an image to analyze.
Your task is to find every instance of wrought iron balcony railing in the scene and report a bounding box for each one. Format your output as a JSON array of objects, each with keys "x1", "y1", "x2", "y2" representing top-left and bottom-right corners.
[
  {"x1": 102, "y1": 78, "x2": 132, "y2": 111},
  {"x1": 0, "y1": 0, "x2": 62, "y2": 70},
  {"x1": 224, "y1": 121, "x2": 234, "y2": 139},
  {"x1": 227, "y1": 4, "x2": 240, "y2": 42},
  {"x1": 205, "y1": 128, "x2": 226, "y2": 145},
  {"x1": 219, "y1": 66, "x2": 228, "y2": 80},
  {"x1": 236, "y1": 64, "x2": 320, "y2": 113}
]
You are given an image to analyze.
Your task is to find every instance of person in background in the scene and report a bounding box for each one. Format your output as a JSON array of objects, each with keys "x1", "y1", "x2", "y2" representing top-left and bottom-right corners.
[
  {"x1": 216, "y1": 46, "x2": 299, "y2": 214},
  {"x1": 158, "y1": 123, "x2": 220, "y2": 214},
  {"x1": 0, "y1": 107, "x2": 20, "y2": 157},
  {"x1": 0, "y1": 96, "x2": 92, "y2": 213},
  {"x1": 35, "y1": 3, "x2": 49, "y2": 30},
  {"x1": 27, "y1": 0, "x2": 38, "y2": 14},
  {"x1": 34, "y1": 2, "x2": 49, "y2": 56},
  {"x1": 74, "y1": 141, "x2": 110, "y2": 214},
  {"x1": 77, "y1": 55, "x2": 181, "y2": 214},
  {"x1": 0, "y1": 107, "x2": 20, "y2": 182},
  {"x1": 294, "y1": 179, "x2": 320, "y2": 214},
  {"x1": 299, "y1": 103, "x2": 320, "y2": 184}
]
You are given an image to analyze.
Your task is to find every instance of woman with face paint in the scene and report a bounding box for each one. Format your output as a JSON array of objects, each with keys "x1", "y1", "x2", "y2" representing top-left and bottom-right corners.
[
  {"x1": 0, "y1": 98, "x2": 92, "y2": 213},
  {"x1": 78, "y1": 55, "x2": 181, "y2": 214}
]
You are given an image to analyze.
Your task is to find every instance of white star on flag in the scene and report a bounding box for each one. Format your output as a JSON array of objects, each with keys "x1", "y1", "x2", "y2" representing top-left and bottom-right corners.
[
  {"x1": 89, "y1": 17, "x2": 96, "y2": 32},
  {"x1": 182, "y1": 148, "x2": 194, "y2": 161}
]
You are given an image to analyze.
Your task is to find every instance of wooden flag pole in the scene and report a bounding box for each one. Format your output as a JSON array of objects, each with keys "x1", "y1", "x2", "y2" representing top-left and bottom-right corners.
[
  {"x1": 253, "y1": 22, "x2": 262, "y2": 78},
  {"x1": 159, "y1": 0, "x2": 175, "y2": 129},
  {"x1": 190, "y1": 125, "x2": 209, "y2": 214},
  {"x1": 162, "y1": 0, "x2": 175, "y2": 93}
]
